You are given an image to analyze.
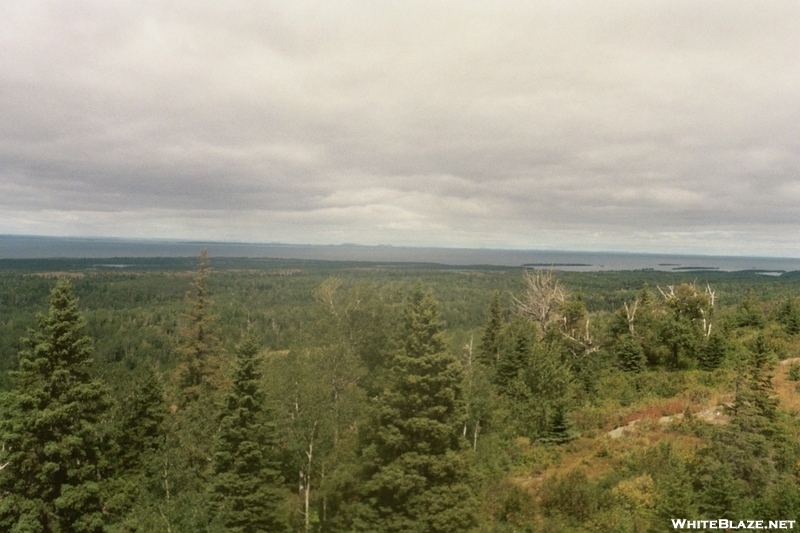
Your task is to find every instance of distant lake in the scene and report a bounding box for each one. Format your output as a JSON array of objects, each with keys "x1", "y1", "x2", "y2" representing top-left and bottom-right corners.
[{"x1": 2, "y1": 235, "x2": 800, "y2": 273}]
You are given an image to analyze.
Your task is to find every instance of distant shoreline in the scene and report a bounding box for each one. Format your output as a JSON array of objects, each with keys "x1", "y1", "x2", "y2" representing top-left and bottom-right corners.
[{"x1": 2, "y1": 235, "x2": 799, "y2": 272}]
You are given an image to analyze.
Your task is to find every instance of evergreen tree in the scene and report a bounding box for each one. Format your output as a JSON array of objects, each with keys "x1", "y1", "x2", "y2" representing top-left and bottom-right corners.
[
  {"x1": 208, "y1": 333, "x2": 288, "y2": 533},
  {"x1": 174, "y1": 249, "x2": 223, "y2": 407},
  {"x1": 539, "y1": 403, "x2": 577, "y2": 445},
  {"x1": 495, "y1": 323, "x2": 532, "y2": 393},
  {"x1": 0, "y1": 279, "x2": 112, "y2": 532},
  {"x1": 117, "y1": 365, "x2": 167, "y2": 472},
  {"x1": 111, "y1": 365, "x2": 169, "y2": 532},
  {"x1": 164, "y1": 250, "x2": 226, "y2": 530},
  {"x1": 352, "y1": 283, "x2": 475, "y2": 533},
  {"x1": 655, "y1": 456, "x2": 696, "y2": 524},
  {"x1": 513, "y1": 342, "x2": 574, "y2": 439},
  {"x1": 478, "y1": 291, "x2": 503, "y2": 368},
  {"x1": 735, "y1": 290, "x2": 765, "y2": 328},
  {"x1": 616, "y1": 335, "x2": 646, "y2": 373},
  {"x1": 698, "y1": 332, "x2": 727, "y2": 371},
  {"x1": 776, "y1": 298, "x2": 800, "y2": 335},
  {"x1": 733, "y1": 334, "x2": 778, "y2": 433}
]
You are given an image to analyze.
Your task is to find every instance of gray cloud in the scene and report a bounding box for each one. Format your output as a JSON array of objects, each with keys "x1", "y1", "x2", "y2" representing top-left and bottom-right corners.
[{"x1": 1, "y1": 1, "x2": 799, "y2": 255}]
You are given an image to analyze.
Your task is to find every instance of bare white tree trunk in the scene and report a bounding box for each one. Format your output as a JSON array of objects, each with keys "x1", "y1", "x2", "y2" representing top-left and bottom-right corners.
[
  {"x1": 302, "y1": 422, "x2": 317, "y2": 533},
  {"x1": 514, "y1": 269, "x2": 566, "y2": 330},
  {"x1": 623, "y1": 300, "x2": 638, "y2": 335}
]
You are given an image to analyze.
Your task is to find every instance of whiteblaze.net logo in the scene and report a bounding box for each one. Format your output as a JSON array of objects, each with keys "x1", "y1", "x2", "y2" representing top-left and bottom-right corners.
[{"x1": 672, "y1": 519, "x2": 796, "y2": 530}]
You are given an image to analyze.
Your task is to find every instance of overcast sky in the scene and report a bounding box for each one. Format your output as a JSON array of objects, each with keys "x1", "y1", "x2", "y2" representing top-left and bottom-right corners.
[{"x1": 2, "y1": 1, "x2": 799, "y2": 256}]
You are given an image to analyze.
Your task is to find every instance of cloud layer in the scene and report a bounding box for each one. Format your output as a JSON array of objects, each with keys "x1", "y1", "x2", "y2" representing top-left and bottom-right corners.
[{"x1": 2, "y1": 1, "x2": 799, "y2": 255}]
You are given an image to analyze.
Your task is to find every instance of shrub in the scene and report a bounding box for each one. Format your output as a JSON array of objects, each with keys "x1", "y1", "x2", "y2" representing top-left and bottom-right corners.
[{"x1": 788, "y1": 362, "x2": 800, "y2": 382}]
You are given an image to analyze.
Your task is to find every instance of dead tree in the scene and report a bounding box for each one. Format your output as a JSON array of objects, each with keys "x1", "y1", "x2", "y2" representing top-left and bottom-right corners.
[{"x1": 513, "y1": 269, "x2": 566, "y2": 330}]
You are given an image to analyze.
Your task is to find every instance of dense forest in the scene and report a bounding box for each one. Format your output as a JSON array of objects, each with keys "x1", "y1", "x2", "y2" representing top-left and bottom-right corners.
[{"x1": 1, "y1": 252, "x2": 800, "y2": 532}]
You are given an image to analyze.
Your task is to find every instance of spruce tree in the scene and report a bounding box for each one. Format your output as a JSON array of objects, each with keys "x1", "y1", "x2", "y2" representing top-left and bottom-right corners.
[
  {"x1": 495, "y1": 324, "x2": 532, "y2": 393},
  {"x1": 616, "y1": 335, "x2": 646, "y2": 373},
  {"x1": 117, "y1": 365, "x2": 167, "y2": 472},
  {"x1": 165, "y1": 249, "x2": 226, "y2": 530},
  {"x1": 655, "y1": 455, "x2": 696, "y2": 523},
  {"x1": 174, "y1": 249, "x2": 223, "y2": 407},
  {"x1": 698, "y1": 332, "x2": 727, "y2": 371},
  {"x1": 208, "y1": 332, "x2": 287, "y2": 533},
  {"x1": 776, "y1": 298, "x2": 800, "y2": 335},
  {"x1": 353, "y1": 283, "x2": 475, "y2": 533},
  {"x1": 540, "y1": 403, "x2": 577, "y2": 445},
  {"x1": 111, "y1": 365, "x2": 169, "y2": 532},
  {"x1": 737, "y1": 334, "x2": 778, "y2": 431},
  {"x1": 0, "y1": 279, "x2": 112, "y2": 532},
  {"x1": 478, "y1": 291, "x2": 503, "y2": 367}
]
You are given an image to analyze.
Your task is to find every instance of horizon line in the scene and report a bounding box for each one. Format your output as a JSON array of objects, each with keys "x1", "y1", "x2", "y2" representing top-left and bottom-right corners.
[{"x1": 2, "y1": 233, "x2": 800, "y2": 261}]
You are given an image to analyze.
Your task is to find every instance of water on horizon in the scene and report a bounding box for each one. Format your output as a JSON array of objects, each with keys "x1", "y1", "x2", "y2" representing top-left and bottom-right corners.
[{"x1": 2, "y1": 235, "x2": 799, "y2": 273}]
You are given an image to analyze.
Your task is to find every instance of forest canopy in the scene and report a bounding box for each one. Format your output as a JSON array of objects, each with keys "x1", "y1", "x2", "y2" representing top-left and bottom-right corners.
[{"x1": 1, "y1": 255, "x2": 800, "y2": 532}]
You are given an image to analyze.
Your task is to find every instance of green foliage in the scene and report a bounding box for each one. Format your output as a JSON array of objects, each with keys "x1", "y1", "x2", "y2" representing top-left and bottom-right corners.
[
  {"x1": 788, "y1": 362, "x2": 800, "y2": 382},
  {"x1": 3, "y1": 260, "x2": 800, "y2": 531},
  {"x1": 116, "y1": 365, "x2": 167, "y2": 472},
  {"x1": 478, "y1": 291, "x2": 503, "y2": 368},
  {"x1": 482, "y1": 480, "x2": 536, "y2": 529},
  {"x1": 0, "y1": 279, "x2": 113, "y2": 532},
  {"x1": 351, "y1": 283, "x2": 476, "y2": 532},
  {"x1": 615, "y1": 336, "x2": 646, "y2": 373},
  {"x1": 495, "y1": 318, "x2": 534, "y2": 393},
  {"x1": 174, "y1": 249, "x2": 224, "y2": 407},
  {"x1": 735, "y1": 291, "x2": 766, "y2": 328},
  {"x1": 658, "y1": 315, "x2": 698, "y2": 369},
  {"x1": 539, "y1": 404, "x2": 578, "y2": 445},
  {"x1": 698, "y1": 332, "x2": 727, "y2": 371},
  {"x1": 655, "y1": 454, "x2": 696, "y2": 523},
  {"x1": 732, "y1": 334, "x2": 778, "y2": 433},
  {"x1": 776, "y1": 297, "x2": 800, "y2": 335},
  {"x1": 539, "y1": 469, "x2": 610, "y2": 522},
  {"x1": 460, "y1": 339, "x2": 497, "y2": 452},
  {"x1": 521, "y1": 345, "x2": 574, "y2": 437},
  {"x1": 208, "y1": 332, "x2": 288, "y2": 533}
]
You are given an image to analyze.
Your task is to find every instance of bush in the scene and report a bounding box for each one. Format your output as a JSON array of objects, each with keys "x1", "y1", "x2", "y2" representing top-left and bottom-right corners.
[
  {"x1": 539, "y1": 469, "x2": 612, "y2": 522},
  {"x1": 633, "y1": 371, "x2": 687, "y2": 399},
  {"x1": 484, "y1": 481, "x2": 536, "y2": 527},
  {"x1": 788, "y1": 363, "x2": 800, "y2": 382}
]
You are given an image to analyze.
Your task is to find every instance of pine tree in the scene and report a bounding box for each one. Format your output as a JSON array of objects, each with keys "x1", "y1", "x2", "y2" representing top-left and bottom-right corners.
[
  {"x1": 352, "y1": 283, "x2": 475, "y2": 533},
  {"x1": 208, "y1": 333, "x2": 288, "y2": 533},
  {"x1": 0, "y1": 279, "x2": 112, "y2": 532}
]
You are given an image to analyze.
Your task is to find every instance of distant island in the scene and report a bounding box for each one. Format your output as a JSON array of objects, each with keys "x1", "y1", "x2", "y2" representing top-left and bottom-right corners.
[
  {"x1": 2, "y1": 235, "x2": 800, "y2": 273},
  {"x1": 521, "y1": 263, "x2": 593, "y2": 267}
]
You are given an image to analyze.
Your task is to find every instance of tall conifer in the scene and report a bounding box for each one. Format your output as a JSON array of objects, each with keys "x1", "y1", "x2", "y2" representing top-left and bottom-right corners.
[
  {"x1": 478, "y1": 291, "x2": 503, "y2": 367},
  {"x1": 165, "y1": 250, "x2": 226, "y2": 529},
  {"x1": 208, "y1": 333, "x2": 287, "y2": 533},
  {"x1": 353, "y1": 283, "x2": 475, "y2": 533},
  {"x1": 0, "y1": 279, "x2": 112, "y2": 532},
  {"x1": 174, "y1": 249, "x2": 223, "y2": 407}
]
